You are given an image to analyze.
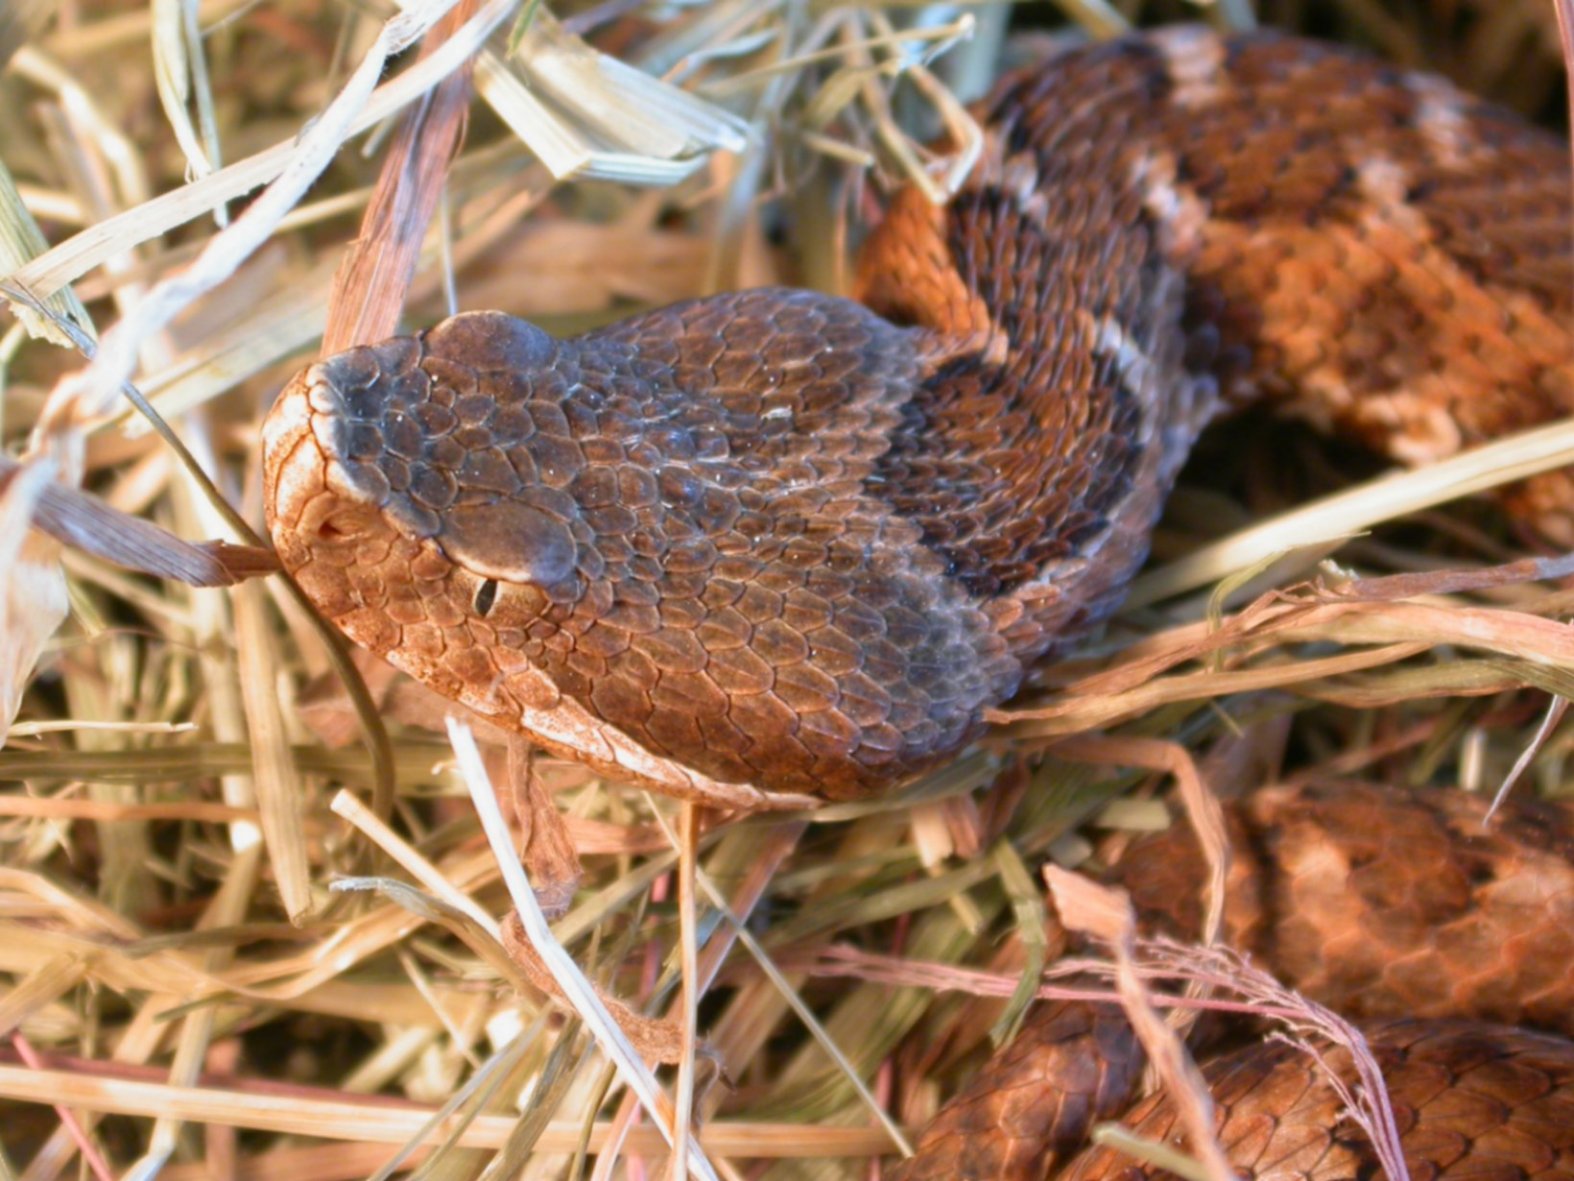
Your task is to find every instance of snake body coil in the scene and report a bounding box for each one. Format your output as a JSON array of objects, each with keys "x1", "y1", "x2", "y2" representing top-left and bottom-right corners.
[
  {"x1": 892, "y1": 782, "x2": 1574, "y2": 1179},
  {"x1": 263, "y1": 28, "x2": 1573, "y2": 803}
]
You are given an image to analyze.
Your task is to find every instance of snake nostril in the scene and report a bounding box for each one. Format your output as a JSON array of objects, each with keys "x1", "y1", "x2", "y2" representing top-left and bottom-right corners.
[{"x1": 315, "y1": 512, "x2": 372, "y2": 543}]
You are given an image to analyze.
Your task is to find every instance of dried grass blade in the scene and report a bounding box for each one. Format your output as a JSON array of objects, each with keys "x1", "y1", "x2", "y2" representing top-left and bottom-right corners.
[
  {"x1": 31, "y1": 0, "x2": 488, "y2": 436},
  {"x1": 9, "y1": 1035, "x2": 116, "y2": 1181},
  {"x1": 1492, "y1": 694, "x2": 1567, "y2": 816},
  {"x1": 1044, "y1": 871, "x2": 1238, "y2": 1181},
  {"x1": 150, "y1": 0, "x2": 218, "y2": 186},
  {"x1": 322, "y1": 0, "x2": 481, "y2": 355},
  {"x1": 0, "y1": 458, "x2": 69, "y2": 746},
  {"x1": 1050, "y1": 736, "x2": 1228, "y2": 949},
  {"x1": 0, "y1": 455, "x2": 276, "y2": 586},
  {"x1": 1135, "y1": 942, "x2": 1411, "y2": 1181},
  {"x1": 0, "y1": 154, "x2": 93, "y2": 347},
  {"x1": 987, "y1": 840, "x2": 1048, "y2": 1047},
  {"x1": 0, "y1": 957, "x2": 88, "y2": 1041},
  {"x1": 122, "y1": 843, "x2": 266, "y2": 1181},
  {"x1": 233, "y1": 580, "x2": 309, "y2": 919},
  {"x1": 673, "y1": 801, "x2": 700, "y2": 1180},
  {"x1": 0, "y1": 1062, "x2": 896, "y2": 1157},
  {"x1": 641, "y1": 806, "x2": 912, "y2": 1155},
  {"x1": 446, "y1": 716, "x2": 722, "y2": 1181},
  {"x1": 1127, "y1": 417, "x2": 1574, "y2": 609},
  {"x1": 6, "y1": 0, "x2": 513, "y2": 306}
]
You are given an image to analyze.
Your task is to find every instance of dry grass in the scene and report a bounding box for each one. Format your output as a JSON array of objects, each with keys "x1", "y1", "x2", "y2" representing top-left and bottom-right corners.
[{"x1": 2, "y1": 0, "x2": 1573, "y2": 1178}]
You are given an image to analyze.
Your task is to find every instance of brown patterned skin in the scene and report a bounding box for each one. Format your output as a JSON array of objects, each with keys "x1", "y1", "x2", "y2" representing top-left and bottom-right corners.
[
  {"x1": 890, "y1": 783, "x2": 1574, "y2": 1181},
  {"x1": 1061, "y1": 1021, "x2": 1574, "y2": 1181},
  {"x1": 892, "y1": 1001, "x2": 1145, "y2": 1181},
  {"x1": 1109, "y1": 782, "x2": 1574, "y2": 1032},
  {"x1": 263, "y1": 27, "x2": 1573, "y2": 803}
]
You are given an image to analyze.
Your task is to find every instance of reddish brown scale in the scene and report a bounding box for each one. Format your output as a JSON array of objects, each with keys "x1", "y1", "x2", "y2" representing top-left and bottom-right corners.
[
  {"x1": 1109, "y1": 782, "x2": 1574, "y2": 1030},
  {"x1": 264, "y1": 27, "x2": 1572, "y2": 801},
  {"x1": 891, "y1": 784, "x2": 1574, "y2": 1181},
  {"x1": 1061, "y1": 1022, "x2": 1574, "y2": 1181}
]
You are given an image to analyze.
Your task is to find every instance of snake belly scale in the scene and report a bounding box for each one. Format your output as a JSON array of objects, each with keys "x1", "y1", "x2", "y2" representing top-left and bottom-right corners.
[{"x1": 262, "y1": 26, "x2": 1574, "y2": 803}]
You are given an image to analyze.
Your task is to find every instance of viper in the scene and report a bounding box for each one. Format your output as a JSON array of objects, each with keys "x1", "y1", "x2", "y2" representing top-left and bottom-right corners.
[
  {"x1": 262, "y1": 25, "x2": 1574, "y2": 1180},
  {"x1": 263, "y1": 26, "x2": 1574, "y2": 806}
]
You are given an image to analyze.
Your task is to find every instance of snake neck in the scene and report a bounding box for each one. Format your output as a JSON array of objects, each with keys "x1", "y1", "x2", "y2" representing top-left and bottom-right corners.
[{"x1": 854, "y1": 44, "x2": 1219, "y2": 665}]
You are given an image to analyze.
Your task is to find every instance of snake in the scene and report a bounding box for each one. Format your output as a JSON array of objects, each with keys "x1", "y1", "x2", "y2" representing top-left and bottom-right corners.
[
  {"x1": 263, "y1": 25, "x2": 1573, "y2": 807},
  {"x1": 260, "y1": 24, "x2": 1574, "y2": 1179},
  {"x1": 264, "y1": 25, "x2": 1567, "y2": 806},
  {"x1": 891, "y1": 780, "x2": 1574, "y2": 1180}
]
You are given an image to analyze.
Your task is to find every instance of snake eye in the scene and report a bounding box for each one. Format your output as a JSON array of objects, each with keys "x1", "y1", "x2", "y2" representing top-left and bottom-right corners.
[{"x1": 474, "y1": 578, "x2": 499, "y2": 617}]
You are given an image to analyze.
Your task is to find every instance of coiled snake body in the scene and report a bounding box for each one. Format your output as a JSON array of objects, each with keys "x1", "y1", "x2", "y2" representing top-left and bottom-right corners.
[
  {"x1": 893, "y1": 781, "x2": 1574, "y2": 1180},
  {"x1": 263, "y1": 26, "x2": 1574, "y2": 1179}
]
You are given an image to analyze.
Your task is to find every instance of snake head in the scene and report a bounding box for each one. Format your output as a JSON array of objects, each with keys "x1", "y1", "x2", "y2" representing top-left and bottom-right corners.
[
  {"x1": 264, "y1": 292, "x2": 1021, "y2": 803},
  {"x1": 264, "y1": 312, "x2": 584, "y2": 612}
]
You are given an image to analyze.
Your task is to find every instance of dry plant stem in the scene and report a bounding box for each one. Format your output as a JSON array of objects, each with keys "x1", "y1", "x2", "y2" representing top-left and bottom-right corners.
[
  {"x1": 1125, "y1": 416, "x2": 1574, "y2": 609},
  {"x1": 1043, "y1": 872, "x2": 1238, "y2": 1181},
  {"x1": 0, "y1": 453, "x2": 277, "y2": 585},
  {"x1": 0, "y1": 459, "x2": 67, "y2": 739},
  {"x1": 150, "y1": 0, "x2": 220, "y2": 191},
  {"x1": 672, "y1": 801, "x2": 700, "y2": 1181},
  {"x1": 1124, "y1": 943, "x2": 1412, "y2": 1181},
  {"x1": 30, "y1": 0, "x2": 486, "y2": 442},
  {"x1": 328, "y1": 790, "x2": 499, "y2": 935},
  {"x1": 498, "y1": 915, "x2": 692, "y2": 1064},
  {"x1": 1001, "y1": 554, "x2": 1574, "y2": 739},
  {"x1": 10, "y1": 1034, "x2": 115, "y2": 1181},
  {"x1": 640, "y1": 806, "x2": 913, "y2": 1156},
  {"x1": 781, "y1": 945, "x2": 1275, "y2": 1014},
  {"x1": 0, "y1": 796, "x2": 250, "y2": 825},
  {"x1": 1049, "y1": 736, "x2": 1228, "y2": 950},
  {"x1": 0, "y1": 960, "x2": 84, "y2": 1051},
  {"x1": 332, "y1": 785, "x2": 688, "y2": 1064},
  {"x1": 1089, "y1": 1126, "x2": 1225, "y2": 1181},
  {"x1": 1493, "y1": 695, "x2": 1568, "y2": 815},
  {"x1": 321, "y1": 0, "x2": 481, "y2": 354},
  {"x1": 506, "y1": 738, "x2": 582, "y2": 916},
  {"x1": 155, "y1": 1142, "x2": 432, "y2": 1181},
  {"x1": 122, "y1": 843, "x2": 265, "y2": 1181},
  {"x1": 445, "y1": 716, "x2": 722, "y2": 1181},
  {"x1": 2, "y1": 259, "x2": 397, "y2": 827},
  {"x1": 7, "y1": 1, "x2": 505, "y2": 306},
  {"x1": 0, "y1": 1062, "x2": 898, "y2": 1159},
  {"x1": 232, "y1": 581, "x2": 310, "y2": 919},
  {"x1": 861, "y1": 9, "x2": 982, "y2": 196},
  {"x1": 589, "y1": 814, "x2": 812, "y2": 1172}
]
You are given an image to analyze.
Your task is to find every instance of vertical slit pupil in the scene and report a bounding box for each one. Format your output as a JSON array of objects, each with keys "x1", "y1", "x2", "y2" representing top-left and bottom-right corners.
[{"x1": 474, "y1": 579, "x2": 499, "y2": 617}]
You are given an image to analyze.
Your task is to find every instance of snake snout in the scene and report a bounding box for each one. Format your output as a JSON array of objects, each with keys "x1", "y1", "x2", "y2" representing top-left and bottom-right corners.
[{"x1": 266, "y1": 321, "x2": 583, "y2": 595}]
